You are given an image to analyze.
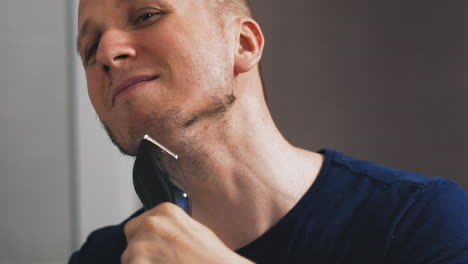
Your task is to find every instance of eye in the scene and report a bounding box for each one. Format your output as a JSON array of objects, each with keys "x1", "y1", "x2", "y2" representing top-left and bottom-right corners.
[
  {"x1": 134, "y1": 11, "x2": 162, "y2": 26},
  {"x1": 85, "y1": 43, "x2": 98, "y2": 65}
]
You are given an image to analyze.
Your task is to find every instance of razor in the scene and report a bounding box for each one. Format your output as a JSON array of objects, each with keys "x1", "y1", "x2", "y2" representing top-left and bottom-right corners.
[{"x1": 132, "y1": 135, "x2": 191, "y2": 215}]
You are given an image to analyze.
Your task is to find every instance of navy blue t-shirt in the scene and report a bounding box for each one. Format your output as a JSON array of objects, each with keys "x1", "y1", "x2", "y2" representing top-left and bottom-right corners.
[{"x1": 69, "y1": 149, "x2": 468, "y2": 263}]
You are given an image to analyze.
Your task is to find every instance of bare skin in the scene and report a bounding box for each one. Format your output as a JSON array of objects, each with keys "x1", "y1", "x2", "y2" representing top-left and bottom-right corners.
[{"x1": 78, "y1": 0, "x2": 324, "y2": 262}]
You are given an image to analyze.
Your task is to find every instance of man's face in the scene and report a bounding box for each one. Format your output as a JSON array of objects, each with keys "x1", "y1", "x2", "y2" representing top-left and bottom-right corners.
[{"x1": 78, "y1": 0, "x2": 235, "y2": 155}]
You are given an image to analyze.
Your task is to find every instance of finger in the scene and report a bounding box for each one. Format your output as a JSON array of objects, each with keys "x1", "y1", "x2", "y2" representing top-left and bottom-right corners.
[
  {"x1": 124, "y1": 202, "x2": 190, "y2": 241},
  {"x1": 153, "y1": 202, "x2": 187, "y2": 219},
  {"x1": 122, "y1": 236, "x2": 166, "y2": 264},
  {"x1": 121, "y1": 247, "x2": 133, "y2": 264},
  {"x1": 152, "y1": 202, "x2": 200, "y2": 235},
  {"x1": 124, "y1": 204, "x2": 168, "y2": 239},
  {"x1": 124, "y1": 212, "x2": 150, "y2": 242},
  {"x1": 121, "y1": 246, "x2": 152, "y2": 264}
]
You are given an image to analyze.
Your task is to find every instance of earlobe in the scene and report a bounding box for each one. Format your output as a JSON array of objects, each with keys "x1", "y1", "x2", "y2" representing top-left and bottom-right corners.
[{"x1": 234, "y1": 19, "x2": 265, "y2": 74}]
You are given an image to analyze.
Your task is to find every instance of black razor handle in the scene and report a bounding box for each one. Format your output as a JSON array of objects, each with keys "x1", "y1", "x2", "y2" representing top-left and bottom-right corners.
[{"x1": 132, "y1": 138, "x2": 191, "y2": 214}]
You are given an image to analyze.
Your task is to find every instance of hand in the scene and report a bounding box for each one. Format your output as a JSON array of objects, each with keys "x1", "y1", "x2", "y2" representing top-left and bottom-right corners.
[{"x1": 122, "y1": 202, "x2": 254, "y2": 264}]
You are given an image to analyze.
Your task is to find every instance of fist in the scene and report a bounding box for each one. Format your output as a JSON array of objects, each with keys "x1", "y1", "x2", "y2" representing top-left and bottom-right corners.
[{"x1": 122, "y1": 202, "x2": 253, "y2": 264}]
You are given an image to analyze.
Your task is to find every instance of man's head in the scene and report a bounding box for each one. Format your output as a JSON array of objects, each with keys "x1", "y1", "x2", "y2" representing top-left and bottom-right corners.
[{"x1": 77, "y1": 0, "x2": 264, "y2": 156}]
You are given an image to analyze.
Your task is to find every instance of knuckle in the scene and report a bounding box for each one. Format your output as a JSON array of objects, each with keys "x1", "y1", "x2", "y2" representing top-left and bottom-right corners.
[
  {"x1": 156, "y1": 202, "x2": 185, "y2": 219},
  {"x1": 123, "y1": 220, "x2": 135, "y2": 237},
  {"x1": 157, "y1": 202, "x2": 176, "y2": 213},
  {"x1": 122, "y1": 242, "x2": 149, "y2": 264},
  {"x1": 121, "y1": 248, "x2": 131, "y2": 264},
  {"x1": 141, "y1": 216, "x2": 163, "y2": 233},
  {"x1": 121, "y1": 248, "x2": 133, "y2": 264}
]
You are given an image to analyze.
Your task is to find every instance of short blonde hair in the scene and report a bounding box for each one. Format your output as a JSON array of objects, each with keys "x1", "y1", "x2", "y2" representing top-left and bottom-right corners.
[{"x1": 207, "y1": 0, "x2": 253, "y2": 21}]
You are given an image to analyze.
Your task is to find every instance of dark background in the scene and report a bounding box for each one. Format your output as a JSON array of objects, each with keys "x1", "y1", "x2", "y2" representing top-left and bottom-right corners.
[{"x1": 249, "y1": 0, "x2": 466, "y2": 188}]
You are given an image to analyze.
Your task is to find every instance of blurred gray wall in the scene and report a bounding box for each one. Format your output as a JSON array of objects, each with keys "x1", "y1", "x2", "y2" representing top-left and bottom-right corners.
[
  {"x1": 0, "y1": 1, "x2": 139, "y2": 263},
  {"x1": 70, "y1": 0, "x2": 140, "y2": 248},
  {"x1": 251, "y1": 0, "x2": 466, "y2": 188},
  {"x1": 0, "y1": 1, "x2": 73, "y2": 263}
]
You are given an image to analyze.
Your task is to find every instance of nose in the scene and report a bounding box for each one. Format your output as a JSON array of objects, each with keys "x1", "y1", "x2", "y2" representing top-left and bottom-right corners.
[{"x1": 96, "y1": 29, "x2": 136, "y2": 73}]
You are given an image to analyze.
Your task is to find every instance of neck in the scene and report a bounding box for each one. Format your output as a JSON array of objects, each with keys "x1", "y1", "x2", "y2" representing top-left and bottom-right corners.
[{"x1": 164, "y1": 77, "x2": 324, "y2": 249}]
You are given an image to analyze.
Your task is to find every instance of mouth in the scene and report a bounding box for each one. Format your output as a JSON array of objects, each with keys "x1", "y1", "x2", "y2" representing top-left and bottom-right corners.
[{"x1": 112, "y1": 74, "x2": 159, "y2": 106}]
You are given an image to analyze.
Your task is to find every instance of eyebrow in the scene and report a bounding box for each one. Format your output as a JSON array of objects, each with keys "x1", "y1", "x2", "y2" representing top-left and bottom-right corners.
[{"x1": 118, "y1": 0, "x2": 171, "y2": 6}]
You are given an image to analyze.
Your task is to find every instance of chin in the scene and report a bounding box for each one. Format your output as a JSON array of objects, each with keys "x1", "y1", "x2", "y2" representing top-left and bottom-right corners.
[
  {"x1": 119, "y1": 144, "x2": 138, "y2": 157},
  {"x1": 101, "y1": 121, "x2": 139, "y2": 156}
]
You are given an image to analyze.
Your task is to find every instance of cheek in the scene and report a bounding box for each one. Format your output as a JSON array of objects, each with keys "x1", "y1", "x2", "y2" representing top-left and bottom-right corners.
[
  {"x1": 85, "y1": 69, "x2": 106, "y2": 113},
  {"x1": 140, "y1": 37, "x2": 200, "y2": 99}
]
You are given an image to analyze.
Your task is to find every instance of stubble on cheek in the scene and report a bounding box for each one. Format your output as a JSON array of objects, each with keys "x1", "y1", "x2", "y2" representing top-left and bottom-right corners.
[
  {"x1": 182, "y1": 92, "x2": 236, "y2": 128},
  {"x1": 99, "y1": 60, "x2": 236, "y2": 156},
  {"x1": 101, "y1": 121, "x2": 136, "y2": 156},
  {"x1": 99, "y1": 106, "x2": 185, "y2": 156},
  {"x1": 100, "y1": 90, "x2": 236, "y2": 160}
]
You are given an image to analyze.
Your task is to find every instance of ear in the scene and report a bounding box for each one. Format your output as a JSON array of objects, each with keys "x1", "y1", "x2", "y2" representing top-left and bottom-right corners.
[{"x1": 234, "y1": 19, "x2": 265, "y2": 74}]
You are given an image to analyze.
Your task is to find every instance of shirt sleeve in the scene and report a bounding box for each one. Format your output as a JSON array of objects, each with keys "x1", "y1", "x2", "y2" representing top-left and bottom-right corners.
[
  {"x1": 68, "y1": 251, "x2": 79, "y2": 264},
  {"x1": 386, "y1": 178, "x2": 468, "y2": 264}
]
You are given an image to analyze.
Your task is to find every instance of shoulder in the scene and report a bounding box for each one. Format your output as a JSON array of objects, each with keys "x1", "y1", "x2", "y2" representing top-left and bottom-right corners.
[
  {"x1": 327, "y1": 149, "x2": 466, "y2": 201},
  {"x1": 323, "y1": 149, "x2": 467, "y2": 219},
  {"x1": 321, "y1": 149, "x2": 468, "y2": 263},
  {"x1": 385, "y1": 179, "x2": 468, "y2": 263},
  {"x1": 320, "y1": 149, "x2": 460, "y2": 200},
  {"x1": 324, "y1": 149, "x2": 435, "y2": 186},
  {"x1": 68, "y1": 208, "x2": 145, "y2": 264}
]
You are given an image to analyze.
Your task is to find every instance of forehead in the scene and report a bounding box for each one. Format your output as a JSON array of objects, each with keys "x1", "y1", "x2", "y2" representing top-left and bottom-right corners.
[
  {"x1": 79, "y1": 0, "x2": 219, "y2": 31},
  {"x1": 79, "y1": 0, "x2": 154, "y2": 11},
  {"x1": 79, "y1": 0, "x2": 159, "y2": 18},
  {"x1": 78, "y1": 0, "x2": 207, "y2": 19}
]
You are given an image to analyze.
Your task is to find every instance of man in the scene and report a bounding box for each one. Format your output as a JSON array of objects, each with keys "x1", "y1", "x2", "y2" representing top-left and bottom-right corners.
[{"x1": 70, "y1": 0, "x2": 468, "y2": 263}]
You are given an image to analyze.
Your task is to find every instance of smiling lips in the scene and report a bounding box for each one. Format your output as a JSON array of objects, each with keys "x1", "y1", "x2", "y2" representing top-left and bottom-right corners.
[{"x1": 112, "y1": 74, "x2": 159, "y2": 105}]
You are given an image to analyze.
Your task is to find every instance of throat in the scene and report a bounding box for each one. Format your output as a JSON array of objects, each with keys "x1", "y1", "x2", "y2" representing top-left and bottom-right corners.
[{"x1": 185, "y1": 148, "x2": 324, "y2": 252}]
